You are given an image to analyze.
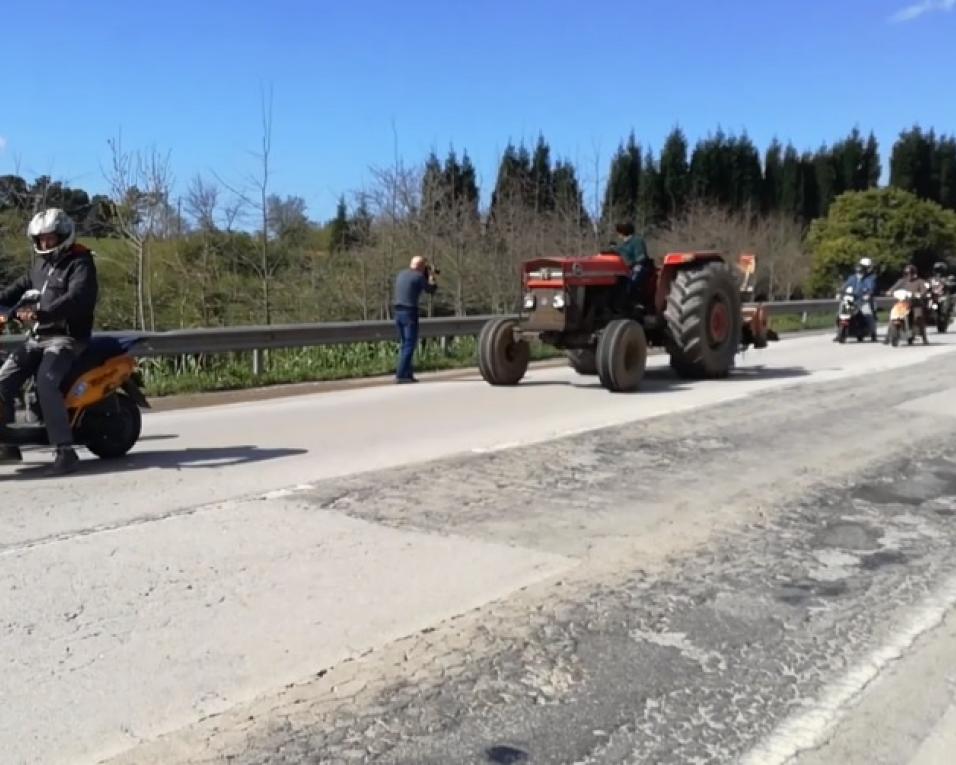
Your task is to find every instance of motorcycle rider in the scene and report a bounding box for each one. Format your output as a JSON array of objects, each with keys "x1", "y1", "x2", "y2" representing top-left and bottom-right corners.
[
  {"x1": 885, "y1": 263, "x2": 928, "y2": 344},
  {"x1": 931, "y1": 260, "x2": 956, "y2": 295},
  {"x1": 925, "y1": 260, "x2": 956, "y2": 331},
  {"x1": 835, "y1": 256, "x2": 878, "y2": 341},
  {"x1": 0, "y1": 208, "x2": 98, "y2": 475}
]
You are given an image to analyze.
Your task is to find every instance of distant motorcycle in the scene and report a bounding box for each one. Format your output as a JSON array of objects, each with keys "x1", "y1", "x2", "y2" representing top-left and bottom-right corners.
[
  {"x1": 928, "y1": 277, "x2": 952, "y2": 333},
  {"x1": 835, "y1": 286, "x2": 875, "y2": 343},
  {"x1": 887, "y1": 288, "x2": 928, "y2": 346}
]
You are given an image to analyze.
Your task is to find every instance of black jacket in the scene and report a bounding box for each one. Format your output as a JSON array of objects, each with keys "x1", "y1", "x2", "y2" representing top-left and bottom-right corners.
[{"x1": 0, "y1": 244, "x2": 98, "y2": 341}]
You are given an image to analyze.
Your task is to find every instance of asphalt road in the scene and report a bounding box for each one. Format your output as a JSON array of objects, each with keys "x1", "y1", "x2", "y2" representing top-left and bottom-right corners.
[{"x1": 3, "y1": 328, "x2": 956, "y2": 764}]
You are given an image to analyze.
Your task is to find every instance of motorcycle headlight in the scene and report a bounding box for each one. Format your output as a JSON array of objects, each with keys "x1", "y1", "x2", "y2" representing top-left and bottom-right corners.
[
  {"x1": 552, "y1": 293, "x2": 566, "y2": 309},
  {"x1": 523, "y1": 293, "x2": 535, "y2": 310}
]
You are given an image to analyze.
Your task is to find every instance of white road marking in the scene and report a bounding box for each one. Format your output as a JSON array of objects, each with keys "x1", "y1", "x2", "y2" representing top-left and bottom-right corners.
[{"x1": 739, "y1": 572, "x2": 956, "y2": 765}]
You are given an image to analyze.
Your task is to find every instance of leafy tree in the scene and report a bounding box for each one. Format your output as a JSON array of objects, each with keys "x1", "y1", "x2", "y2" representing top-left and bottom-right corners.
[
  {"x1": 602, "y1": 131, "x2": 642, "y2": 225},
  {"x1": 890, "y1": 126, "x2": 937, "y2": 201},
  {"x1": 530, "y1": 134, "x2": 554, "y2": 214},
  {"x1": 82, "y1": 195, "x2": 114, "y2": 237},
  {"x1": 420, "y1": 153, "x2": 444, "y2": 218},
  {"x1": 935, "y1": 136, "x2": 956, "y2": 211},
  {"x1": 762, "y1": 139, "x2": 783, "y2": 214},
  {"x1": 0, "y1": 175, "x2": 29, "y2": 211},
  {"x1": 687, "y1": 129, "x2": 761, "y2": 214},
  {"x1": 552, "y1": 160, "x2": 589, "y2": 227},
  {"x1": 813, "y1": 145, "x2": 837, "y2": 217},
  {"x1": 267, "y1": 194, "x2": 310, "y2": 245},
  {"x1": 861, "y1": 131, "x2": 881, "y2": 190},
  {"x1": 659, "y1": 127, "x2": 689, "y2": 219},
  {"x1": 797, "y1": 152, "x2": 820, "y2": 221},
  {"x1": 349, "y1": 194, "x2": 373, "y2": 245},
  {"x1": 778, "y1": 143, "x2": 802, "y2": 218},
  {"x1": 728, "y1": 132, "x2": 762, "y2": 213},
  {"x1": 489, "y1": 141, "x2": 534, "y2": 219},
  {"x1": 422, "y1": 147, "x2": 480, "y2": 225},
  {"x1": 442, "y1": 148, "x2": 480, "y2": 221},
  {"x1": 328, "y1": 196, "x2": 351, "y2": 253},
  {"x1": 637, "y1": 149, "x2": 665, "y2": 227},
  {"x1": 807, "y1": 186, "x2": 956, "y2": 294}
]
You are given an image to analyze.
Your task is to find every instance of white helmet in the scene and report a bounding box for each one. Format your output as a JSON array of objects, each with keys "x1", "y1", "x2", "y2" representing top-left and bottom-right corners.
[
  {"x1": 859, "y1": 257, "x2": 873, "y2": 271},
  {"x1": 27, "y1": 208, "x2": 75, "y2": 259}
]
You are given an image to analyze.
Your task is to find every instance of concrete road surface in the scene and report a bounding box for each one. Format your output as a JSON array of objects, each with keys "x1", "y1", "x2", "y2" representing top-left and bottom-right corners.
[{"x1": 3, "y1": 329, "x2": 956, "y2": 764}]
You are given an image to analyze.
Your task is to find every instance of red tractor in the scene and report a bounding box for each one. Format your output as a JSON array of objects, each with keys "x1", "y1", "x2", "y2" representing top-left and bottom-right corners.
[{"x1": 477, "y1": 249, "x2": 773, "y2": 392}]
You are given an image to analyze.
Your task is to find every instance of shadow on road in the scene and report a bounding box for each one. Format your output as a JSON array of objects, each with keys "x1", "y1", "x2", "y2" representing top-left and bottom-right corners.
[
  {"x1": 9, "y1": 444, "x2": 307, "y2": 480},
  {"x1": 510, "y1": 364, "x2": 811, "y2": 392},
  {"x1": 138, "y1": 433, "x2": 178, "y2": 442}
]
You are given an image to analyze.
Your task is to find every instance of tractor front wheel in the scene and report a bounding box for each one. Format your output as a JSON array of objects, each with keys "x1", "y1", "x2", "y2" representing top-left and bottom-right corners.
[
  {"x1": 478, "y1": 318, "x2": 530, "y2": 385},
  {"x1": 596, "y1": 319, "x2": 647, "y2": 393},
  {"x1": 665, "y1": 261, "x2": 742, "y2": 379}
]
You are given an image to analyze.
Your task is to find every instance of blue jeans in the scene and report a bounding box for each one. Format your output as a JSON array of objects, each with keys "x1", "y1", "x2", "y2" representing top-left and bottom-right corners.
[{"x1": 394, "y1": 307, "x2": 419, "y2": 379}]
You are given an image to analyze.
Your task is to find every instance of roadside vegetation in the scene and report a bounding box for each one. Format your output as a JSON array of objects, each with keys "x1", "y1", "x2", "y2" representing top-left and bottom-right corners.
[{"x1": 2, "y1": 117, "x2": 954, "y2": 397}]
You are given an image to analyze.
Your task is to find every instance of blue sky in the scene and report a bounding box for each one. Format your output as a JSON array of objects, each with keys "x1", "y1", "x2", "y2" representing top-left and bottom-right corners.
[{"x1": 1, "y1": 0, "x2": 953, "y2": 223}]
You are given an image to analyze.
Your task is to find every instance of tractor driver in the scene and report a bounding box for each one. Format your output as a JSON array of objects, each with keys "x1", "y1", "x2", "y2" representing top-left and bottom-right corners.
[{"x1": 613, "y1": 221, "x2": 654, "y2": 298}]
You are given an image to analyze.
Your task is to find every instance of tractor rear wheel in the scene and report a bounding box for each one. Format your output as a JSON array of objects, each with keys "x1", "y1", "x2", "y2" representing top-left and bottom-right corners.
[
  {"x1": 478, "y1": 317, "x2": 530, "y2": 385},
  {"x1": 566, "y1": 348, "x2": 597, "y2": 375},
  {"x1": 596, "y1": 319, "x2": 647, "y2": 392},
  {"x1": 665, "y1": 261, "x2": 742, "y2": 379}
]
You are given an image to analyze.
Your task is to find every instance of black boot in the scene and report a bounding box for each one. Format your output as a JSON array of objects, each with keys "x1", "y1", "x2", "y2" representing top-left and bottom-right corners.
[
  {"x1": 0, "y1": 445, "x2": 23, "y2": 463},
  {"x1": 45, "y1": 446, "x2": 79, "y2": 476}
]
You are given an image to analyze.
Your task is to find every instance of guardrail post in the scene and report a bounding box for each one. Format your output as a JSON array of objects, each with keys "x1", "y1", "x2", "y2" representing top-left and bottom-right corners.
[
  {"x1": 252, "y1": 348, "x2": 263, "y2": 377},
  {"x1": 801, "y1": 311, "x2": 808, "y2": 328}
]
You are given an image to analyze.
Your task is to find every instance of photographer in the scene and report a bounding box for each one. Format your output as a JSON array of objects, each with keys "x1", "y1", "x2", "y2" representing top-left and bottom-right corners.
[{"x1": 392, "y1": 255, "x2": 438, "y2": 383}]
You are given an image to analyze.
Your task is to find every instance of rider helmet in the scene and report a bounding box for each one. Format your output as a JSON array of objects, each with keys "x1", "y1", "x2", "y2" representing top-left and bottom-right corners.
[
  {"x1": 26, "y1": 208, "x2": 75, "y2": 261},
  {"x1": 903, "y1": 263, "x2": 917, "y2": 279},
  {"x1": 933, "y1": 261, "x2": 947, "y2": 276},
  {"x1": 859, "y1": 256, "x2": 873, "y2": 274}
]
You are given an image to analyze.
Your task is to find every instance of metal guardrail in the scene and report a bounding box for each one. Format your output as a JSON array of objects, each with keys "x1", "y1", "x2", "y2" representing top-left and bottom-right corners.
[{"x1": 0, "y1": 298, "x2": 894, "y2": 358}]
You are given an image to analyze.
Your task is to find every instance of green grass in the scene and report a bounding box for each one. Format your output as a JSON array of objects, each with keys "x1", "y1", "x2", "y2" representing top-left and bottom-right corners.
[
  {"x1": 767, "y1": 312, "x2": 835, "y2": 333},
  {"x1": 140, "y1": 336, "x2": 564, "y2": 397},
  {"x1": 140, "y1": 312, "x2": 834, "y2": 398}
]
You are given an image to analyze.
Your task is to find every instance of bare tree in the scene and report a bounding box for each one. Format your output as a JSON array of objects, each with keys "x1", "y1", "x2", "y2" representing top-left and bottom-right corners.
[
  {"x1": 650, "y1": 200, "x2": 810, "y2": 299},
  {"x1": 184, "y1": 174, "x2": 223, "y2": 324},
  {"x1": 185, "y1": 174, "x2": 219, "y2": 232},
  {"x1": 362, "y1": 159, "x2": 424, "y2": 319},
  {"x1": 214, "y1": 84, "x2": 280, "y2": 324},
  {"x1": 103, "y1": 132, "x2": 173, "y2": 330}
]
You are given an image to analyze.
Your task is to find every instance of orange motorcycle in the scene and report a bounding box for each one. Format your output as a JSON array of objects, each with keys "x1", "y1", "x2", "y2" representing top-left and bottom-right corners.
[
  {"x1": 886, "y1": 287, "x2": 928, "y2": 347},
  {"x1": 0, "y1": 290, "x2": 149, "y2": 458}
]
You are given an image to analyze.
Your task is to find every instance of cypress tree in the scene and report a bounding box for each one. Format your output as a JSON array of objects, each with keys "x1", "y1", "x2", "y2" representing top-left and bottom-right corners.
[{"x1": 659, "y1": 127, "x2": 689, "y2": 219}]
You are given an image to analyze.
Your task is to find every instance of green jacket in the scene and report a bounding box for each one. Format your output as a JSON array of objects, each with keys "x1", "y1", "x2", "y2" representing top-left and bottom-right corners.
[{"x1": 614, "y1": 235, "x2": 651, "y2": 268}]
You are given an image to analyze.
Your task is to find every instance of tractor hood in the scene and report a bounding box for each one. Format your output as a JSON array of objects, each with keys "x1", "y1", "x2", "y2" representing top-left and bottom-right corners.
[{"x1": 522, "y1": 253, "x2": 630, "y2": 287}]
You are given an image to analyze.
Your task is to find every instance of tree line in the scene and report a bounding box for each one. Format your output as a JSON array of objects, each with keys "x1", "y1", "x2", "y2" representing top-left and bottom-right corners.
[{"x1": 1, "y1": 122, "x2": 954, "y2": 333}]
